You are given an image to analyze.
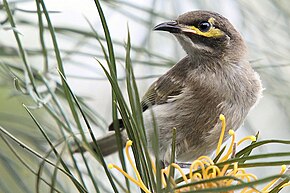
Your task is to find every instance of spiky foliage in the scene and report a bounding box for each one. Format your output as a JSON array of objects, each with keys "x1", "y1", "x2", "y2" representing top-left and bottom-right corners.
[{"x1": 1, "y1": 0, "x2": 290, "y2": 193}]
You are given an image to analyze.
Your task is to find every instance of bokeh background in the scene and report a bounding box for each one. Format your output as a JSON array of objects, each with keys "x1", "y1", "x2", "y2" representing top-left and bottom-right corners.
[{"x1": 1, "y1": 0, "x2": 290, "y2": 192}]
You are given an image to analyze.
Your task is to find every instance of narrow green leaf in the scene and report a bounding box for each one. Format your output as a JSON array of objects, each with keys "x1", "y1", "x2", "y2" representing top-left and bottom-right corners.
[
  {"x1": 3, "y1": 0, "x2": 38, "y2": 95},
  {"x1": 213, "y1": 145, "x2": 226, "y2": 163},
  {"x1": 35, "y1": 1, "x2": 48, "y2": 72},
  {"x1": 23, "y1": 104, "x2": 88, "y2": 193},
  {"x1": 175, "y1": 174, "x2": 290, "y2": 193},
  {"x1": 0, "y1": 125, "x2": 87, "y2": 192},
  {"x1": 0, "y1": 134, "x2": 63, "y2": 193},
  {"x1": 166, "y1": 128, "x2": 177, "y2": 193},
  {"x1": 269, "y1": 178, "x2": 289, "y2": 193},
  {"x1": 236, "y1": 139, "x2": 290, "y2": 158},
  {"x1": 238, "y1": 131, "x2": 259, "y2": 164},
  {"x1": 57, "y1": 69, "x2": 118, "y2": 192}
]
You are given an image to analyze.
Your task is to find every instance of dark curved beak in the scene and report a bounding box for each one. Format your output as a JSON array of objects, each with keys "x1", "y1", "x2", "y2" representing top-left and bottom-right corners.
[{"x1": 153, "y1": 21, "x2": 181, "y2": 33}]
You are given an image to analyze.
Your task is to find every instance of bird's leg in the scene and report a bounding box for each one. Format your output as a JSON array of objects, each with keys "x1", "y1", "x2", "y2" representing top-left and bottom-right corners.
[
  {"x1": 160, "y1": 160, "x2": 166, "y2": 169},
  {"x1": 175, "y1": 162, "x2": 192, "y2": 168},
  {"x1": 162, "y1": 147, "x2": 192, "y2": 168},
  {"x1": 231, "y1": 142, "x2": 237, "y2": 158}
]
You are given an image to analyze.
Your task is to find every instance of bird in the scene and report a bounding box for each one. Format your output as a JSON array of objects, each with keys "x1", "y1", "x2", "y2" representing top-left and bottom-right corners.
[{"x1": 77, "y1": 10, "x2": 262, "y2": 165}]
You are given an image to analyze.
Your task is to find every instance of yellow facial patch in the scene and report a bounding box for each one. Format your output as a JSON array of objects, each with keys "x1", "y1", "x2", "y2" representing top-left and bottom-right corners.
[{"x1": 181, "y1": 17, "x2": 224, "y2": 38}]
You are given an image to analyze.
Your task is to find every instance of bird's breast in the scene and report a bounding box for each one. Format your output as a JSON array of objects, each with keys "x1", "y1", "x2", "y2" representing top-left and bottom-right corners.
[{"x1": 144, "y1": 62, "x2": 262, "y2": 162}]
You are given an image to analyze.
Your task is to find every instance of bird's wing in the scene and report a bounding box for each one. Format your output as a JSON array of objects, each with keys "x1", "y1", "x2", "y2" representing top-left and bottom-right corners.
[
  {"x1": 141, "y1": 78, "x2": 184, "y2": 111},
  {"x1": 141, "y1": 57, "x2": 190, "y2": 112}
]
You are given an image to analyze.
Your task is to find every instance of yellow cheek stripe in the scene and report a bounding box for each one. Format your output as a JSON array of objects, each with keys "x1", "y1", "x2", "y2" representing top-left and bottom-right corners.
[
  {"x1": 208, "y1": 17, "x2": 215, "y2": 24},
  {"x1": 189, "y1": 26, "x2": 224, "y2": 38},
  {"x1": 183, "y1": 17, "x2": 224, "y2": 38}
]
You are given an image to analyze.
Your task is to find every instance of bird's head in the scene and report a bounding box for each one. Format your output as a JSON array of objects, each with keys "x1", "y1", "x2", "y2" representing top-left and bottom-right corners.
[{"x1": 154, "y1": 10, "x2": 247, "y2": 63}]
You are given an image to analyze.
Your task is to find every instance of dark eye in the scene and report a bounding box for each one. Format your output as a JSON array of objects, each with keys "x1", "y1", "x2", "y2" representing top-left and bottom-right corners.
[{"x1": 198, "y1": 21, "x2": 211, "y2": 32}]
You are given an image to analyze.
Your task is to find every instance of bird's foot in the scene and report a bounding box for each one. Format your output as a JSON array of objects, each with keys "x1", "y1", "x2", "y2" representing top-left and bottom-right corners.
[{"x1": 175, "y1": 162, "x2": 192, "y2": 168}]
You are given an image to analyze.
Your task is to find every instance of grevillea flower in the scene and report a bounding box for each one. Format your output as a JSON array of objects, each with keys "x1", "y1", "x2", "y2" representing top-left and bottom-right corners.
[{"x1": 108, "y1": 114, "x2": 289, "y2": 193}]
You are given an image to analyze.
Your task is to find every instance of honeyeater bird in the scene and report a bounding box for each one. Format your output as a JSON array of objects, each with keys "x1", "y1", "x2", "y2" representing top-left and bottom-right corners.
[{"x1": 78, "y1": 10, "x2": 262, "y2": 165}]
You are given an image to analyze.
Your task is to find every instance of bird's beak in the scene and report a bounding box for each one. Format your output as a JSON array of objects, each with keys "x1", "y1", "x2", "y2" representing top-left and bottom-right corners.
[{"x1": 153, "y1": 21, "x2": 181, "y2": 33}]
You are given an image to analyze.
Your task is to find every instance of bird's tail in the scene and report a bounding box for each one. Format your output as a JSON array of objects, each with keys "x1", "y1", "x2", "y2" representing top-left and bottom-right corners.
[
  {"x1": 96, "y1": 131, "x2": 127, "y2": 156},
  {"x1": 73, "y1": 130, "x2": 127, "y2": 156}
]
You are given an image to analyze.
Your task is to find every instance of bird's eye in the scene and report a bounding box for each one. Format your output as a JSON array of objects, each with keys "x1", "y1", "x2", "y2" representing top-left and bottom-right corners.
[{"x1": 198, "y1": 21, "x2": 211, "y2": 32}]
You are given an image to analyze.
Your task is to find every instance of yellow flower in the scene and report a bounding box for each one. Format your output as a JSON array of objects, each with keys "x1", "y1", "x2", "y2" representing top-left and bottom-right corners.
[{"x1": 108, "y1": 114, "x2": 289, "y2": 193}]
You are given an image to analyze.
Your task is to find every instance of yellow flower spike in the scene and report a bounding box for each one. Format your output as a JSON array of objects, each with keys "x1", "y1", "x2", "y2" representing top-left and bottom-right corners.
[
  {"x1": 150, "y1": 158, "x2": 156, "y2": 174},
  {"x1": 228, "y1": 129, "x2": 235, "y2": 135},
  {"x1": 189, "y1": 160, "x2": 205, "y2": 180},
  {"x1": 198, "y1": 156, "x2": 214, "y2": 166},
  {"x1": 235, "y1": 173, "x2": 258, "y2": 182},
  {"x1": 226, "y1": 162, "x2": 239, "y2": 177},
  {"x1": 220, "y1": 164, "x2": 230, "y2": 176},
  {"x1": 127, "y1": 140, "x2": 133, "y2": 146},
  {"x1": 191, "y1": 172, "x2": 203, "y2": 189},
  {"x1": 177, "y1": 186, "x2": 190, "y2": 192},
  {"x1": 281, "y1": 165, "x2": 287, "y2": 173},
  {"x1": 243, "y1": 187, "x2": 261, "y2": 193},
  {"x1": 220, "y1": 129, "x2": 236, "y2": 162},
  {"x1": 161, "y1": 169, "x2": 168, "y2": 188},
  {"x1": 237, "y1": 135, "x2": 256, "y2": 146},
  {"x1": 233, "y1": 162, "x2": 238, "y2": 174},
  {"x1": 219, "y1": 114, "x2": 225, "y2": 120},
  {"x1": 108, "y1": 119, "x2": 289, "y2": 193},
  {"x1": 240, "y1": 187, "x2": 252, "y2": 193},
  {"x1": 205, "y1": 166, "x2": 215, "y2": 179},
  {"x1": 108, "y1": 163, "x2": 114, "y2": 169},
  {"x1": 280, "y1": 181, "x2": 290, "y2": 189},
  {"x1": 162, "y1": 167, "x2": 177, "y2": 188},
  {"x1": 243, "y1": 188, "x2": 259, "y2": 193},
  {"x1": 216, "y1": 114, "x2": 226, "y2": 156},
  {"x1": 205, "y1": 165, "x2": 221, "y2": 179},
  {"x1": 124, "y1": 140, "x2": 151, "y2": 193},
  {"x1": 125, "y1": 140, "x2": 141, "y2": 181},
  {"x1": 171, "y1": 163, "x2": 189, "y2": 183},
  {"x1": 108, "y1": 163, "x2": 140, "y2": 187},
  {"x1": 163, "y1": 166, "x2": 177, "y2": 187},
  {"x1": 262, "y1": 165, "x2": 288, "y2": 192},
  {"x1": 193, "y1": 172, "x2": 202, "y2": 180},
  {"x1": 224, "y1": 163, "x2": 240, "y2": 187}
]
